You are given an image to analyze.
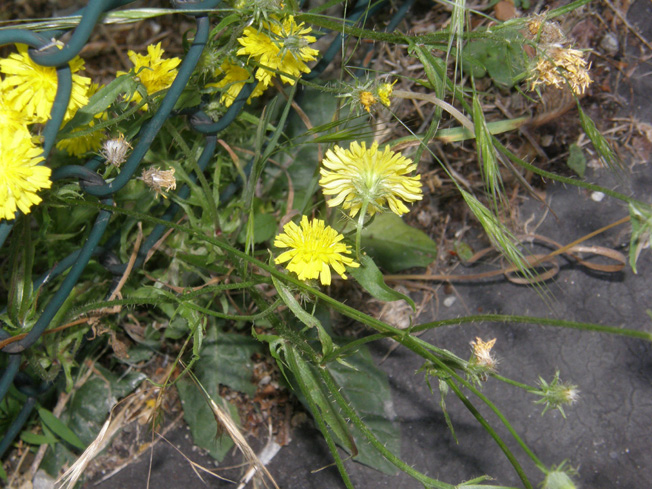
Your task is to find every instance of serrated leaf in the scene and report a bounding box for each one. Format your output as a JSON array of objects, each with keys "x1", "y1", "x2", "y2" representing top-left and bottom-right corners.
[
  {"x1": 567, "y1": 143, "x2": 586, "y2": 178},
  {"x1": 61, "y1": 75, "x2": 137, "y2": 132},
  {"x1": 37, "y1": 407, "x2": 85, "y2": 450},
  {"x1": 361, "y1": 213, "x2": 438, "y2": 272},
  {"x1": 349, "y1": 254, "x2": 415, "y2": 309}
]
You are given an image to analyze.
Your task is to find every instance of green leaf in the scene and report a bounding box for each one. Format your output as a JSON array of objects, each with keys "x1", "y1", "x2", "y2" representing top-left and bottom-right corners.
[
  {"x1": 176, "y1": 328, "x2": 260, "y2": 461},
  {"x1": 61, "y1": 74, "x2": 138, "y2": 132},
  {"x1": 176, "y1": 378, "x2": 237, "y2": 461},
  {"x1": 566, "y1": 144, "x2": 586, "y2": 178},
  {"x1": 628, "y1": 202, "x2": 652, "y2": 274},
  {"x1": 21, "y1": 431, "x2": 58, "y2": 446},
  {"x1": 37, "y1": 407, "x2": 85, "y2": 450},
  {"x1": 360, "y1": 213, "x2": 438, "y2": 272},
  {"x1": 272, "y1": 276, "x2": 334, "y2": 358},
  {"x1": 192, "y1": 332, "x2": 261, "y2": 396},
  {"x1": 455, "y1": 241, "x2": 474, "y2": 262},
  {"x1": 284, "y1": 345, "x2": 357, "y2": 455},
  {"x1": 327, "y1": 346, "x2": 400, "y2": 475},
  {"x1": 237, "y1": 212, "x2": 277, "y2": 244},
  {"x1": 349, "y1": 254, "x2": 415, "y2": 309},
  {"x1": 462, "y1": 31, "x2": 526, "y2": 88},
  {"x1": 61, "y1": 365, "x2": 144, "y2": 446}
]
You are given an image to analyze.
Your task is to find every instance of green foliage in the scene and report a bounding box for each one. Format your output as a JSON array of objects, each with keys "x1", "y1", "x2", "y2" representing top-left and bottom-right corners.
[
  {"x1": 360, "y1": 213, "x2": 438, "y2": 273},
  {"x1": 463, "y1": 29, "x2": 528, "y2": 88},
  {"x1": 628, "y1": 202, "x2": 652, "y2": 273},
  {"x1": 566, "y1": 143, "x2": 586, "y2": 178},
  {"x1": 349, "y1": 255, "x2": 416, "y2": 309}
]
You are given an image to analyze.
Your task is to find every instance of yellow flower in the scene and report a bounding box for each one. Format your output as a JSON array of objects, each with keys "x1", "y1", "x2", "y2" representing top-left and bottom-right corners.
[
  {"x1": 529, "y1": 47, "x2": 592, "y2": 95},
  {"x1": 56, "y1": 121, "x2": 105, "y2": 157},
  {"x1": 274, "y1": 216, "x2": 359, "y2": 285},
  {"x1": 0, "y1": 43, "x2": 90, "y2": 123},
  {"x1": 56, "y1": 82, "x2": 107, "y2": 156},
  {"x1": 319, "y1": 141, "x2": 423, "y2": 217},
  {"x1": 0, "y1": 86, "x2": 33, "y2": 142},
  {"x1": 237, "y1": 16, "x2": 319, "y2": 87},
  {"x1": 0, "y1": 131, "x2": 51, "y2": 221},
  {"x1": 206, "y1": 61, "x2": 267, "y2": 108},
  {"x1": 377, "y1": 80, "x2": 396, "y2": 107},
  {"x1": 359, "y1": 91, "x2": 376, "y2": 112},
  {"x1": 117, "y1": 42, "x2": 181, "y2": 110}
]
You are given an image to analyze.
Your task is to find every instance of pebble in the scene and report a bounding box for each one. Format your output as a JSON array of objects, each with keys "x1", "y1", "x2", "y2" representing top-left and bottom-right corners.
[
  {"x1": 600, "y1": 32, "x2": 619, "y2": 56},
  {"x1": 591, "y1": 191, "x2": 605, "y2": 202},
  {"x1": 443, "y1": 296, "x2": 456, "y2": 307}
]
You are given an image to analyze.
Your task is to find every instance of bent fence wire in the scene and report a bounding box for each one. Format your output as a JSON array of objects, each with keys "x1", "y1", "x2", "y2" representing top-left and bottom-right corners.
[{"x1": 0, "y1": 0, "x2": 405, "y2": 461}]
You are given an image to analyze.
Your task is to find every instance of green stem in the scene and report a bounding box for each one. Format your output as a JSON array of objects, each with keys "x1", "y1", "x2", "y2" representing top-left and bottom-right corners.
[
  {"x1": 493, "y1": 374, "x2": 539, "y2": 393},
  {"x1": 316, "y1": 363, "x2": 456, "y2": 489},
  {"x1": 411, "y1": 314, "x2": 652, "y2": 342},
  {"x1": 285, "y1": 348, "x2": 355, "y2": 489},
  {"x1": 446, "y1": 380, "x2": 534, "y2": 489},
  {"x1": 355, "y1": 200, "x2": 370, "y2": 260}
]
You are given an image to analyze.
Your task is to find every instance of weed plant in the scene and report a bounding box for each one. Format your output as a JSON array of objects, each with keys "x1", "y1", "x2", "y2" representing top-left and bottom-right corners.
[{"x1": 1, "y1": 0, "x2": 651, "y2": 488}]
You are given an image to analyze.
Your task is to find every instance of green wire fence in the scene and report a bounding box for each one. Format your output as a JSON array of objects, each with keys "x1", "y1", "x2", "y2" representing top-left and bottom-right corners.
[{"x1": 0, "y1": 0, "x2": 389, "y2": 459}]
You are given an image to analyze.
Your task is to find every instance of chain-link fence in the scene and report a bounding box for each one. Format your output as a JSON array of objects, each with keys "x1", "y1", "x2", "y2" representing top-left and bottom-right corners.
[{"x1": 0, "y1": 0, "x2": 407, "y2": 462}]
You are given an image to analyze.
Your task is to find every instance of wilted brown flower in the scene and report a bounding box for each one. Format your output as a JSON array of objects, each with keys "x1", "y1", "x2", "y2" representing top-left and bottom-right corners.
[{"x1": 141, "y1": 167, "x2": 176, "y2": 198}]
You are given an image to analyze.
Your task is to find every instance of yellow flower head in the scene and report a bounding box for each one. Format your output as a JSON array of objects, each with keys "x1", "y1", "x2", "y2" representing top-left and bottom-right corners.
[
  {"x1": 274, "y1": 216, "x2": 359, "y2": 285},
  {"x1": 377, "y1": 80, "x2": 396, "y2": 107},
  {"x1": 359, "y1": 91, "x2": 376, "y2": 112},
  {"x1": 0, "y1": 86, "x2": 33, "y2": 141},
  {"x1": 117, "y1": 42, "x2": 181, "y2": 110},
  {"x1": 206, "y1": 61, "x2": 267, "y2": 107},
  {"x1": 0, "y1": 131, "x2": 51, "y2": 221},
  {"x1": 56, "y1": 121, "x2": 105, "y2": 157},
  {"x1": 529, "y1": 47, "x2": 592, "y2": 96},
  {"x1": 0, "y1": 43, "x2": 90, "y2": 123},
  {"x1": 237, "y1": 16, "x2": 319, "y2": 87},
  {"x1": 319, "y1": 141, "x2": 423, "y2": 217}
]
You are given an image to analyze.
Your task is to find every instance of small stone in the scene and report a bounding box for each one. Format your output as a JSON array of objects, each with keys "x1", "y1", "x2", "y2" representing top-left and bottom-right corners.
[
  {"x1": 33, "y1": 470, "x2": 56, "y2": 489},
  {"x1": 591, "y1": 191, "x2": 605, "y2": 202},
  {"x1": 600, "y1": 32, "x2": 619, "y2": 56}
]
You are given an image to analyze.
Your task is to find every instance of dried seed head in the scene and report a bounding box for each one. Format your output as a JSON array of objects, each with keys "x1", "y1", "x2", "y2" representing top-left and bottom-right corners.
[
  {"x1": 526, "y1": 15, "x2": 565, "y2": 44},
  {"x1": 529, "y1": 47, "x2": 592, "y2": 95},
  {"x1": 101, "y1": 134, "x2": 132, "y2": 167},
  {"x1": 470, "y1": 337, "x2": 498, "y2": 371},
  {"x1": 141, "y1": 167, "x2": 176, "y2": 198}
]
